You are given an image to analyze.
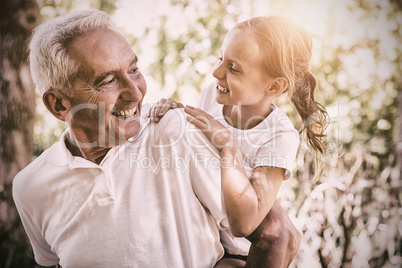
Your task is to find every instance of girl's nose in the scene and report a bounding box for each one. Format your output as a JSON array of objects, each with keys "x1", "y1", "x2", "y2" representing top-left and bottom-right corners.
[{"x1": 212, "y1": 61, "x2": 225, "y2": 80}]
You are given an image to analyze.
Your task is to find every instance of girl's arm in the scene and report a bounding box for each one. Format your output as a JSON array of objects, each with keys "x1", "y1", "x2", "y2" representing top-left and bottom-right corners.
[{"x1": 185, "y1": 105, "x2": 284, "y2": 237}]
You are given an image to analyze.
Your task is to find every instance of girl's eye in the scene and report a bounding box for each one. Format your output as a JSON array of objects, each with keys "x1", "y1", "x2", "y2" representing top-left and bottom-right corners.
[{"x1": 230, "y1": 65, "x2": 238, "y2": 73}]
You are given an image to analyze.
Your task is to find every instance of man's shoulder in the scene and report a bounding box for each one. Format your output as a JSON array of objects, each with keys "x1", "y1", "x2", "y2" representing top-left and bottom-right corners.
[
  {"x1": 13, "y1": 143, "x2": 63, "y2": 201},
  {"x1": 144, "y1": 108, "x2": 218, "y2": 155},
  {"x1": 148, "y1": 108, "x2": 189, "y2": 142},
  {"x1": 15, "y1": 147, "x2": 50, "y2": 180},
  {"x1": 156, "y1": 108, "x2": 187, "y2": 127}
]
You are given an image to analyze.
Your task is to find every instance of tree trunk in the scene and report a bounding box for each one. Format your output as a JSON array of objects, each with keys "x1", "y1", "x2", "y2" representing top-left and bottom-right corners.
[
  {"x1": 0, "y1": 0, "x2": 40, "y2": 267},
  {"x1": 398, "y1": 90, "x2": 402, "y2": 186},
  {"x1": 396, "y1": 0, "x2": 402, "y2": 191}
]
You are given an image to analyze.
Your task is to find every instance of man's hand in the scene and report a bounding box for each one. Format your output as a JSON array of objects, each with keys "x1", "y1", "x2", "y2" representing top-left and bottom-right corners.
[{"x1": 245, "y1": 201, "x2": 301, "y2": 268}]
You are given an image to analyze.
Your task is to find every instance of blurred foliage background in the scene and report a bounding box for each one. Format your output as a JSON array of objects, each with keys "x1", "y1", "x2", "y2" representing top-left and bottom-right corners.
[{"x1": 0, "y1": 0, "x2": 401, "y2": 267}]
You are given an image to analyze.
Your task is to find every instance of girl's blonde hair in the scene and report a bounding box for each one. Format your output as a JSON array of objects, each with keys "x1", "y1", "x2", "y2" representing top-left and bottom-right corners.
[{"x1": 235, "y1": 16, "x2": 328, "y2": 183}]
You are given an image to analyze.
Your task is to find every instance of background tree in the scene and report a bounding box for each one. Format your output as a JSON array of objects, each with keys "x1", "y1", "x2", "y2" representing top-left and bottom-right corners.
[
  {"x1": 0, "y1": 0, "x2": 40, "y2": 267},
  {"x1": 265, "y1": 0, "x2": 401, "y2": 267},
  {"x1": 2, "y1": 0, "x2": 401, "y2": 266},
  {"x1": 132, "y1": 0, "x2": 401, "y2": 266},
  {"x1": 0, "y1": 0, "x2": 116, "y2": 267}
]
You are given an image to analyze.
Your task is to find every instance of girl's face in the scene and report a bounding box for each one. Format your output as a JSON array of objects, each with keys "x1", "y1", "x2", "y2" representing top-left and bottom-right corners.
[{"x1": 212, "y1": 28, "x2": 275, "y2": 108}]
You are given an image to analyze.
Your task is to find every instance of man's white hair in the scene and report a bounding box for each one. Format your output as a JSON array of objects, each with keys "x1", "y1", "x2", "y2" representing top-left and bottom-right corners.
[{"x1": 29, "y1": 9, "x2": 111, "y2": 97}]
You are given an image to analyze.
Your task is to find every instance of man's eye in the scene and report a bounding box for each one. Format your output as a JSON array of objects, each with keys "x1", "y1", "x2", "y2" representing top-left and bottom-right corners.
[
  {"x1": 131, "y1": 67, "x2": 139, "y2": 74},
  {"x1": 102, "y1": 78, "x2": 116, "y2": 85}
]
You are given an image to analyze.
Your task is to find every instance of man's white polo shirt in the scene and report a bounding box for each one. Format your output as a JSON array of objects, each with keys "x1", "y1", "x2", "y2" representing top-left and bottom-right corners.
[{"x1": 13, "y1": 109, "x2": 228, "y2": 268}]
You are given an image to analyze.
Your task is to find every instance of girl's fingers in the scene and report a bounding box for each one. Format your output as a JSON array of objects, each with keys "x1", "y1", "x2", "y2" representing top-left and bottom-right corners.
[
  {"x1": 149, "y1": 98, "x2": 165, "y2": 121},
  {"x1": 157, "y1": 101, "x2": 173, "y2": 118},
  {"x1": 150, "y1": 98, "x2": 183, "y2": 122},
  {"x1": 185, "y1": 105, "x2": 202, "y2": 113},
  {"x1": 186, "y1": 115, "x2": 208, "y2": 130},
  {"x1": 187, "y1": 113, "x2": 211, "y2": 126},
  {"x1": 173, "y1": 101, "x2": 185, "y2": 109},
  {"x1": 185, "y1": 105, "x2": 210, "y2": 119},
  {"x1": 186, "y1": 106, "x2": 222, "y2": 134}
]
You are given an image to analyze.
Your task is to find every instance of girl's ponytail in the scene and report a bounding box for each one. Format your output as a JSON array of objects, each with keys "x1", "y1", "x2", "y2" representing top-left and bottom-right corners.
[
  {"x1": 291, "y1": 71, "x2": 328, "y2": 182},
  {"x1": 237, "y1": 16, "x2": 328, "y2": 182}
]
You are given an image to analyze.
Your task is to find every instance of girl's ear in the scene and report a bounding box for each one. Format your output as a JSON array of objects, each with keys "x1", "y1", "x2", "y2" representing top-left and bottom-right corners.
[
  {"x1": 42, "y1": 90, "x2": 71, "y2": 121},
  {"x1": 268, "y1": 77, "x2": 288, "y2": 95}
]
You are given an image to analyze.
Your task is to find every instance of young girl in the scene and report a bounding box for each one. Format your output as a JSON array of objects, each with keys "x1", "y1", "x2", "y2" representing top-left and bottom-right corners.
[{"x1": 150, "y1": 15, "x2": 328, "y2": 262}]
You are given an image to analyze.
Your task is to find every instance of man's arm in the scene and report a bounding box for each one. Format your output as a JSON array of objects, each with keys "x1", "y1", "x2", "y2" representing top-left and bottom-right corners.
[{"x1": 245, "y1": 201, "x2": 301, "y2": 268}]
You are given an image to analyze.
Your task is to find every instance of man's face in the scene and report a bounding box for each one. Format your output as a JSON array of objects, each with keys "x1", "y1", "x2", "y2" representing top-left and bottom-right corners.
[{"x1": 65, "y1": 27, "x2": 147, "y2": 149}]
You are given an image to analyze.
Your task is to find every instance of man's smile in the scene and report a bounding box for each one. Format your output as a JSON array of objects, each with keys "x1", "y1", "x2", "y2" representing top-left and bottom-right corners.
[{"x1": 111, "y1": 106, "x2": 138, "y2": 118}]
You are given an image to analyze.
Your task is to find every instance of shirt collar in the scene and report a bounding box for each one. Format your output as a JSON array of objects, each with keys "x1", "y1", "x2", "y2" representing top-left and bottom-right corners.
[
  {"x1": 43, "y1": 104, "x2": 152, "y2": 168},
  {"x1": 128, "y1": 103, "x2": 151, "y2": 142},
  {"x1": 43, "y1": 113, "x2": 150, "y2": 169},
  {"x1": 43, "y1": 129, "x2": 101, "y2": 169}
]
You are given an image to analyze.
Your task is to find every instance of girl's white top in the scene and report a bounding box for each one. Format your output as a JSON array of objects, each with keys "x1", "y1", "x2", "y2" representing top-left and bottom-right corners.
[{"x1": 198, "y1": 82, "x2": 300, "y2": 255}]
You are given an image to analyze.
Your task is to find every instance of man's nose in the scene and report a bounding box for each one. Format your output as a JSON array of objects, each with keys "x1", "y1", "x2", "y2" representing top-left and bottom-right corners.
[{"x1": 120, "y1": 76, "x2": 143, "y2": 101}]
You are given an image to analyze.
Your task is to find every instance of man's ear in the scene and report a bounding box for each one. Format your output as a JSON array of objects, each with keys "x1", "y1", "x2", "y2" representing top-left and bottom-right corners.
[
  {"x1": 268, "y1": 77, "x2": 288, "y2": 96},
  {"x1": 43, "y1": 90, "x2": 70, "y2": 121}
]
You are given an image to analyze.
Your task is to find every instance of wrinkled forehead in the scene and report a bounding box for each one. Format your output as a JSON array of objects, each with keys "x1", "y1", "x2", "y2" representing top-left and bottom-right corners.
[{"x1": 68, "y1": 27, "x2": 136, "y2": 77}]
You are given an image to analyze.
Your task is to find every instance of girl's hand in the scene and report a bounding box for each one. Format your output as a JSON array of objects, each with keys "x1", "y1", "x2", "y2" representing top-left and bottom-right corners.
[
  {"x1": 185, "y1": 105, "x2": 238, "y2": 151},
  {"x1": 148, "y1": 98, "x2": 184, "y2": 122}
]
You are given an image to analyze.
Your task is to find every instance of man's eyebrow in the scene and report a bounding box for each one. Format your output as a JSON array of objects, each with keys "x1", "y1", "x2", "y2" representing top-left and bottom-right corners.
[
  {"x1": 130, "y1": 56, "x2": 138, "y2": 66},
  {"x1": 94, "y1": 70, "x2": 116, "y2": 85},
  {"x1": 93, "y1": 56, "x2": 138, "y2": 85}
]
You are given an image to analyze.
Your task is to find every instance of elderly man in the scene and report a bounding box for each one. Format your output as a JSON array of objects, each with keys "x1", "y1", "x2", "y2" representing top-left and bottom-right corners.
[{"x1": 13, "y1": 10, "x2": 300, "y2": 267}]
